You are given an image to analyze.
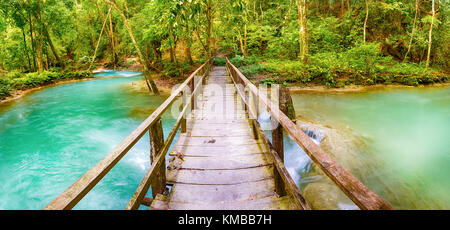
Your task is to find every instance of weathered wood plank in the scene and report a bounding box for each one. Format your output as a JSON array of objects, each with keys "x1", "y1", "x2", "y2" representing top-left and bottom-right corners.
[
  {"x1": 167, "y1": 166, "x2": 274, "y2": 185},
  {"x1": 170, "y1": 144, "x2": 269, "y2": 157},
  {"x1": 152, "y1": 195, "x2": 296, "y2": 210},
  {"x1": 169, "y1": 179, "x2": 277, "y2": 203},
  {"x1": 167, "y1": 153, "x2": 273, "y2": 170},
  {"x1": 174, "y1": 136, "x2": 263, "y2": 146}
]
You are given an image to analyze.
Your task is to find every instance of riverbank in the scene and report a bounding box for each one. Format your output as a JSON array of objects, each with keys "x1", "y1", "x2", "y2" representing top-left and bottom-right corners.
[
  {"x1": 289, "y1": 82, "x2": 450, "y2": 93},
  {"x1": 219, "y1": 56, "x2": 449, "y2": 88},
  {"x1": 0, "y1": 71, "x2": 94, "y2": 103}
]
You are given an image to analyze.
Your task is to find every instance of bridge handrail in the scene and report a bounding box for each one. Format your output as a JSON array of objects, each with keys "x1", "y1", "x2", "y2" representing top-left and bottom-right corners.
[
  {"x1": 226, "y1": 58, "x2": 393, "y2": 210},
  {"x1": 227, "y1": 61, "x2": 310, "y2": 210},
  {"x1": 125, "y1": 77, "x2": 204, "y2": 210},
  {"x1": 44, "y1": 59, "x2": 212, "y2": 210}
]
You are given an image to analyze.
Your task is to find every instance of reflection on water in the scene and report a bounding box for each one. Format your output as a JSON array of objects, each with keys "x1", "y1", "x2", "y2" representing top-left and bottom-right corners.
[
  {"x1": 0, "y1": 71, "x2": 172, "y2": 210},
  {"x1": 285, "y1": 86, "x2": 450, "y2": 209}
]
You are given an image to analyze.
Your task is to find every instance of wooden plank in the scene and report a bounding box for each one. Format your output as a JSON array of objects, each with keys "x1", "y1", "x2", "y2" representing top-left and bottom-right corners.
[
  {"x1": 174, "y1": 136, "x2": 263, "y2": 146},
  {"x1": 141, "y1": 197, "x2": 153, "y2": 207},
  {"x1": 167, "y1": 153, "x2": 273, "y2": 170},
  {"x1": 227, "y1": 59, "x2": 394, "y2": 210},
  {"x1": 167, "y1": 166, "x2": 274, "y2": 185},
  {"x1": 153, "y1": 195, "x2": 296, "y2": 210},
  {"x1": 169, "y1": 179, "x2": 276, "y2": 203},
  {"x1": 149, "y1": 194, "x2": 169, "y2": 210},
  {"x1": 170, "y1": 144, "x2": 269, "y2": 157}
]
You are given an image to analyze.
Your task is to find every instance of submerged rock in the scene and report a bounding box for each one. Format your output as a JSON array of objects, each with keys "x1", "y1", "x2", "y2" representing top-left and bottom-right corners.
[{"x1": 303, "y1": 182, "x2": 339, "y2": 210}]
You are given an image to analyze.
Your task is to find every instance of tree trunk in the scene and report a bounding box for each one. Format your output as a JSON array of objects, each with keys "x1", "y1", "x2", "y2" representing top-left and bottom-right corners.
[
  {"x1": 169, "y1": 47, "x2": 175, "y2": 63},
  {"x1": 424, "y1": 0, "x2": 435, "y2": 72},
  {"x1": 74, "y1": 0, "x2": 80, "y2": 61},
  {"x1": 239, "y1": 35, "x2": 246, "y2": 57},
  {"x1": 297, "y1": 0, "x2": 308, "y2": 62},
  {"x1": 108, "y1": 10, "x2": 118, "y2": 66},
  {"x1": 297, "y1": 0, "x2": 303, "y2": 57},
  {"x1": 89, "y1": 6, "x2": 111, "y2": 70},
  {"x1": 103, "y1": 0, "x2": 159, "y2": 95},
  {"x1": 185, "y1": 47, "x2": 193, "y2": 65},
  {"x1": 28, "y1": 12, "x2": 37, "y2": 72},
  {"x1": 152, "y1": 41, "x2": 162, "y2": 63},
  {"x1": 35, "y1": 0, "x2": 44, "y2": 74},
  {"x1": 403, "y1": 0, "x2": 419, "y2": 62},
  {"x1": 43, "y1": 25, "x2": 65, "y2": 68},
  {"x1": 363, "y1": 0, "x2": 369, "y2": 43},
  {"x1": 303, "y1": 0, "x2": 308, "y2": 63},
  {"x1": 244, "y1": 24, "x2": 248, "y2": 57},
  {"x1": 185, "y1": 24, "x2": 194, "y2": 65},
  {"x1": 206, "y1": 0, "x2": 213, "y2": 60},
  {"x1": 21, "y1": 28, "x2": 32, "y2": 71}
]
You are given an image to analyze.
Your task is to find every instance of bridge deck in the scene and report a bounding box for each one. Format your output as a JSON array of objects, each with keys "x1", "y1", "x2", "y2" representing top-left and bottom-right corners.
[{"x1": 150, "y1": 66, "x2": 297, "y2": 210}]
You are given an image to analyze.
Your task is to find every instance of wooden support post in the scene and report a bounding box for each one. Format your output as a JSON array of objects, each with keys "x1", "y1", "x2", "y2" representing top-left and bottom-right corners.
[
  {"x1": 149, "y1": 118, "x2": 165, "y2": 198},
  {"x1": 272, "y1": 86, "x2": 284, "y2": 161},
  {"x1": 280, "y1": 85, "x2": 296, "y2": 121},
  {"x1": 272, "y1": 85, "x2": 295, "y2": 161},
  {"x1": 181, "y1": 91, "x2": 187, "y2": 133},
  {"x1": 250, "y1": 92, "x2": 259, "y2": 140},
  {"x1": 190, "y1": 79, "x2": 195, "y2": 111},
  {"x1": 272, "y1": 85, "x2": 289, "y2": 196}
]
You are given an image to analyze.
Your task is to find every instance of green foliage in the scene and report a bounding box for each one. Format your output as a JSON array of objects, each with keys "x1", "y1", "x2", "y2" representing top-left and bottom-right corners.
[
  {"x1": 0, "y1": 70, "x2": 93, "y2": 99},
  {"x1": 213, "y1": 57, "x2": 226, "y2": 66},
  {"x1": 0, "y1": 78, "x2": 11, "y2": 99}
]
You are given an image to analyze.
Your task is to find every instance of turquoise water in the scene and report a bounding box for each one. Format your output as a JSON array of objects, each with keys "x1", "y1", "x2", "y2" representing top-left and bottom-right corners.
[
  {"x1": 1, "y1": 72, "x2": 449, "y2": 210},
  {"x1": 287, "y1": 86, "x2": 450, "y2": 209},
  {"x1": 0, "y1": 72, "x2": 172, "y2": 210}
]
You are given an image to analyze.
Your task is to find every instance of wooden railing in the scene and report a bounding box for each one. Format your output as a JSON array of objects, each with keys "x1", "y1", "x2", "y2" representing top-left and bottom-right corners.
[
  {"x1": 226, "y1": 58, "x2": 394, "y2": 210},
  {"x1": 44, "y1": 59, "x2": 212, "y2": 210}
]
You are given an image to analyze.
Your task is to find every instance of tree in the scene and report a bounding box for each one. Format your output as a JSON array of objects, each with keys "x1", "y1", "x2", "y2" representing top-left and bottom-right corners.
[
  {"x1": 205, "y1": 0, "x2": 213, "y2": 60},
  {"x1": 425, "y1": 0, "x2": 435, "y2": 72},
  {"x1": 363, "y1": 0, "x2": 369, "y2": 44},
  {"x1": 103, "y1": 0, "x2": 159, "y2": 94},
  {"x1": 297, "y1": 0, "x2": 308, "y2": 62},
  {"x1": 404, "y1": 0, "x2": 419, "y2": 62}
]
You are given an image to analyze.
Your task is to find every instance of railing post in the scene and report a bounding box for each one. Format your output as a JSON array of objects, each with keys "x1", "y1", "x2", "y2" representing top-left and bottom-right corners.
[
  {"x1": 272, "y1": 85, "x2": 284, "y2": 162},
  {"x1": 250, "y1": 91, "x2": 259, "y2": 140},
  {"x1": 181, "y1": 91, "x2": 187, "y2": 133},
  {"x1": 190, "y1": 79, "x2": 195, "y2": 111},
  {"x1": 149, "y1": 118, "x2": 166, "y2": 198}
]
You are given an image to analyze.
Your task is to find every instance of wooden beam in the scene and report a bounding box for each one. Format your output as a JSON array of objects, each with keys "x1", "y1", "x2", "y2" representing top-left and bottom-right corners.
[
  {"x1": 141, "y1": 197, "x2": 153, "y2": 207},
  {"x1": 149, "y1": 118, "x2": 165, "y2": 197},
  {"x1": 226, "y1": 59, "x2": 393, "y2": 210}
]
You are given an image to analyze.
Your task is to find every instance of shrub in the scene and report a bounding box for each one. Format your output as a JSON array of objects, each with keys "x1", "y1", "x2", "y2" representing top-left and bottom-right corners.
[
  {"x1": 0, "y1": 78, "x2": 12, "y2": 99},
  {"x1": 213, "y1": 57, "x2": 226, "y2": 66},
  {"x1": 240, "y1": 63, "x2": 267, "y2": 78}
]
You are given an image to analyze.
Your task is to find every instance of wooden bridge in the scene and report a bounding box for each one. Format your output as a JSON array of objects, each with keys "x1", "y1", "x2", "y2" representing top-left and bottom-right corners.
[{"x1": 44, "y1": 59, "x2": 393, "y2": 210}]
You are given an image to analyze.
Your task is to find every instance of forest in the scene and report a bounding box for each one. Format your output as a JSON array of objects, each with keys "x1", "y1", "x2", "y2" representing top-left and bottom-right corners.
[{"x1": 0, "y1": 0, "x2": 449, "y2": 99}]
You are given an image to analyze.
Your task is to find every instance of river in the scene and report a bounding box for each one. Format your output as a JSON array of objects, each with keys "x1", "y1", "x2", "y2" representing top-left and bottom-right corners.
[
  {"x1": 0, "y1": 71, "x2": 172, "y2": 210},
  {"x1": 0, "y1": 71, "x2": 448, "y2": 209},
  {"x1": 284, "y1": 86, "x2": 450, "y2": 210}
]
